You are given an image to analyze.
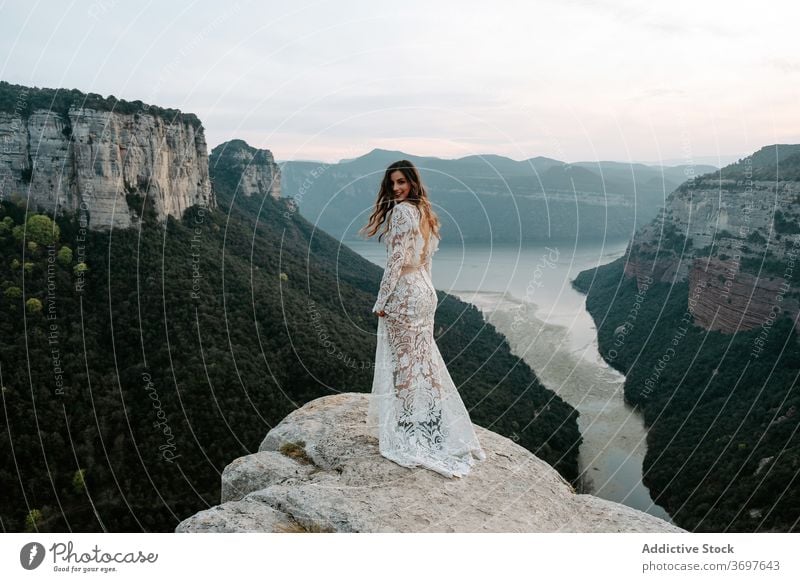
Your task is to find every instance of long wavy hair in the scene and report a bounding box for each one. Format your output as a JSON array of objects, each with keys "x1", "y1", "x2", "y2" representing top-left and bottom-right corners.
[{"x1": 359, "y1": 160, "x2": 441, "y2": 254}]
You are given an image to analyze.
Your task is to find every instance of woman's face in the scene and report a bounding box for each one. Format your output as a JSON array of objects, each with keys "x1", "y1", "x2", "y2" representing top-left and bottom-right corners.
[{"x1": 390, "y1": 170, "x2": 411, "y2": 201}]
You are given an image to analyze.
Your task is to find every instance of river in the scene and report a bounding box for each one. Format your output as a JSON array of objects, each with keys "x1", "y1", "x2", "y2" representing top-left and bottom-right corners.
[{"x1": 347, "y1": 236, "x2": 672, "y2": 523}]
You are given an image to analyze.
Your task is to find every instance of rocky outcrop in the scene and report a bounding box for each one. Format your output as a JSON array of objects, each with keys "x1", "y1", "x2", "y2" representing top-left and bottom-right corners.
[
  {"x1": 175, "y1": 393, "x2": 683, "y2": 533},
  {"x1": 209, "y1": 139, "x2": 281, "y2": 201},
  {"x1": 0, "y1": 82, "x2": 214, "y2": 230},
  {"x1": 624, "y1": 247, "x2": 684, "y2": 287},
  {"x1": 623, "y1": 145, "x2": 800, "y2": 333},
  {"x1": 688, "y1": 257, "x2": 799, "y2": 333}
]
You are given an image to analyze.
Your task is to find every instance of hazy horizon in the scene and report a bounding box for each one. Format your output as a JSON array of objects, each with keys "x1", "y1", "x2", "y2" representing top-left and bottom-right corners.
[
  {"x1": 1, "y1": 0, "x2": 797, "y2": 167},
  {"x1": 276, "y1": 149, "x2": 739, "y2": 167}
]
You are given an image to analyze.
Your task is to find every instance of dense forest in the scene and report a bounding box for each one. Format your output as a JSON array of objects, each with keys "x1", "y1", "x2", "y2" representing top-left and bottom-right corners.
[
  {"x1": 573, "y1": 260, "x2": 800, "y2": 532},
  {"x1": 0, "y1": 148, "x2": 581, "y2": 532}
]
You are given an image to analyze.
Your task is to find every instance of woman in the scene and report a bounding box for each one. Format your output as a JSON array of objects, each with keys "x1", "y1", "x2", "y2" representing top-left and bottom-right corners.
[{"x1": 359, "y1": 160, "x2": 487, "y2": 478}]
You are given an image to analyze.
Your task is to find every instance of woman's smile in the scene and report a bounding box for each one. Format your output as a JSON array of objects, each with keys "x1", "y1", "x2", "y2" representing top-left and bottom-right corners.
[{"x1": 390, "y1": 170, "x2": 410, "y2": 200}]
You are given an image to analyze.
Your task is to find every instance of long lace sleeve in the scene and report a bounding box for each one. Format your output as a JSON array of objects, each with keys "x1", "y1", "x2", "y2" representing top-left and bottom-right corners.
[{"x1": 372, "y1": 204, "x2": 414, "y2": 313}]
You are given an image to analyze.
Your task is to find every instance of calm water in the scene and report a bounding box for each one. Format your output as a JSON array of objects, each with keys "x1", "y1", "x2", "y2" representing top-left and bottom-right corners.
[{"x1": 347, "y1": 236, "x2": 673, "y2": 523}]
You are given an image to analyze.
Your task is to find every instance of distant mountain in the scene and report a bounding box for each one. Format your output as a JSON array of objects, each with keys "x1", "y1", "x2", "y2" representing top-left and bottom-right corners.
[
  {"x1": 636, "y1": 154, "x2": 743, "y2": 167},
  {"x1": 570, "y1": 160, "x2": 706, "y2": 193},
  {"x1": 280, "y1": 148, "x2": 717, "y2": 244}
]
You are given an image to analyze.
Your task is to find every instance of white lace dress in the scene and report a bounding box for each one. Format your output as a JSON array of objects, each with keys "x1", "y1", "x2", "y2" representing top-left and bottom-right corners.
[{"x1": 367, "y1": 201, "x2": 487, "y2": 478}]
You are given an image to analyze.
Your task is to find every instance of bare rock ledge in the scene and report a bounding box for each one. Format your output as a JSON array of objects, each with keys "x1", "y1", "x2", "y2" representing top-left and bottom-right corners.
[{"x1": 175, "y1": 393, "x2": 685, "y2": 533}]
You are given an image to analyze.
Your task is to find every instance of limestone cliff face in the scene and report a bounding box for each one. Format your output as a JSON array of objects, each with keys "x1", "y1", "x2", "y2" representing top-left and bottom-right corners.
[
  {"x1": 687, "y1": 257, "x2": 799, "y2": 333},
  {"x1": 624, "y1": 146, "x2": 800, "y2": 334},
  {"x1": 209, "y1": 139, "x2": 281, "y2": 204},
  {"x1": 175, "y1": 393, "x2": 683, "y2": 533},
  {"x1": 0, "y1": 85, "x2": 214, "y2": 230}
]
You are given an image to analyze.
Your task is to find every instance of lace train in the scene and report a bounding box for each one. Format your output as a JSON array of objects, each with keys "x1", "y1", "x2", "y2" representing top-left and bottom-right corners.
[{"x1": 367, "y1": 314, "x2": 487, "y2": 478}]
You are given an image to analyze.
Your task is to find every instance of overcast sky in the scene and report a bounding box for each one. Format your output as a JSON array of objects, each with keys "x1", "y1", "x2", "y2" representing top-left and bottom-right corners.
[{"x1": 1, "y1": 0, "x2": 798, "y2": 166}]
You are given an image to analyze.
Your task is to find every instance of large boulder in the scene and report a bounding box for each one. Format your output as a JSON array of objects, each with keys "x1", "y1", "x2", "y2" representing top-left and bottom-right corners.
[{"x1": 176, "y1": 393, "x2": 684, "y2": 533}]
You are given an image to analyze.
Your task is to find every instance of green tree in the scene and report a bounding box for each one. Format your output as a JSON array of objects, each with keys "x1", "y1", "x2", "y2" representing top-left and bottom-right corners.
[
  {"x1": 26, "y1": 298, "x2": 42, "y2": 313},
  {"x1": 57, "y1": 246, "x2": 73, "y2": 266},
  {"x1": 72, "y1": 469, "x2": 86, "y2": 494},
  {"x1": 4, "y1": 286, "x2": 21, "y2": 299},
  {"x1": 26, "y1": 214, "x2": 60, "y2": 245},
  {"x1": 25, "y1": 509, "x2": 43, "y2": 532}
]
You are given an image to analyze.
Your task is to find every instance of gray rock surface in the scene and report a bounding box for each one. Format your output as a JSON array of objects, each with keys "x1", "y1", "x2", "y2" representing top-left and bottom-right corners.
[
  {"x1": 209, "y1": 139, "x2": 281, "y2": 200},
  {"x1": 176, "y1": 393, "x2": 685, "y2": 533},
  {"x1": 0, "y1": 107, "x2": 214, "y2": 230},
  {"x1": 622, "y1": 148, "x2": 800, "y2": 335}
]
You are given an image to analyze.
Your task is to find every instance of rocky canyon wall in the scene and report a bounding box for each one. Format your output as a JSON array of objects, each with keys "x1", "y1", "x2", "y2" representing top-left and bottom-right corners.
[
  {"x1": 622, "y1": 147, "x2": 800, "y2": 335},
  {"x1": 0, "y1": 89, "x2": 215, "y2": 230}
]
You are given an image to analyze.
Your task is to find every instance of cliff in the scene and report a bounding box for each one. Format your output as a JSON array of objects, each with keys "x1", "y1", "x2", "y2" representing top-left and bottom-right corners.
[
  {"x1": 175, "y1": 393, "x2": 683, "y2": 533},
  {"x1": 0, "y1": 81, "x2": 214, "y2": 230},
  {"x1": 209, "y1": 139, "x2": 281, "y2": 206},
  {"x1": 623, "y1": 144, "x2": 800, "y2": 334}
]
